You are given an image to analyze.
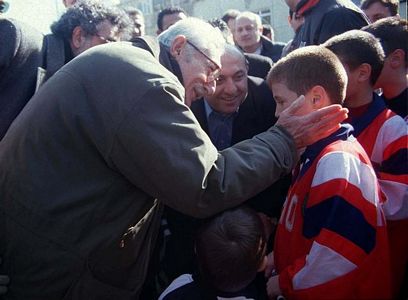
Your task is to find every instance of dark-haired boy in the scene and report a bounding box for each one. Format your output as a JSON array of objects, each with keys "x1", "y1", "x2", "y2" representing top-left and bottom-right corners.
[
  {"x1": 362, "y1": 16, "x2": 408, "y2": 119},
  {"x1": 266, "y1": 45, "x2": 391, "y2": 300},
  {"x1": 324, "y1": 29, "x2": 408, "y2": 298},
  {"x1": 159, "y1": 206, "x2": 268, "y2": 300}
]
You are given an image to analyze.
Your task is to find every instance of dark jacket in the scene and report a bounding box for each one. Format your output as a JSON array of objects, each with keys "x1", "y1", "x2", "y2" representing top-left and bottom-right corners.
[
  {"x1": 244, "y1": 53, "x2": 273, "y2": 79},
  {"x1": 0, "y1": 18, "x2": 43, "y2": 139},
  {"x1": 191, "y1": 77, "x2": 289, "y2": 215},
  {"x1": 292, "y1": 0, "x2": 369, "y2": 49},
  {"x1": 0, "y1": 18, "x2": 70, "y2": 140},
  {"x1": 0, "y1": 41, "x2": 297, "y2": 299},
  {"x1": 259, "y1": 36, "x2": 285, "y2": 63},
  {"x1": 162, "y1": 77, "x2": 290, "y2": 281}
]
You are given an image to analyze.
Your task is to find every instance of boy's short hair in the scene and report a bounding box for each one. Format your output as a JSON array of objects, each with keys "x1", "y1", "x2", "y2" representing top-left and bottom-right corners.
[
  {"x1": 360, "y1": 0, "x2": 399, "y2": 16},
  {"x1": 267, "y1": 45, "x2": 347, "y2": 105},
  {"x1": 195, "y1": 206, "x2": 266, "y2": 293},
  {"x1": 324, "y1": 30, "x2": 385, "y2": 86},
  {"x1": 362, "y1": 16, "x2": 408, "y2": 65}
]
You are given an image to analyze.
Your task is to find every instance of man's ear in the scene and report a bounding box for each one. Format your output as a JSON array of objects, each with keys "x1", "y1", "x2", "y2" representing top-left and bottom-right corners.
[
  {"x1": 388, "y1": 49, "x2": 405, "y2": 69},
  {"x1": 356, "y1": 63, "x2": 372, "y2": 83},
  {"x1": 170, "y1": 35, "x2": 187, "y2": 57},
  {"x1": 258, "y1": 256, "x2": 268, "y2": 272},
  {"x1": 71, "y1": 26, "x2": 85, "y2": 50},
  {"x1": 309, "y1": 85, "x2": 327, "y2": 108}
]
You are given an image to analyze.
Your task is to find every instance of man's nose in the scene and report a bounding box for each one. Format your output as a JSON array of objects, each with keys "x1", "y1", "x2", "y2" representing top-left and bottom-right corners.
[{"x1": 223, "y1": 78, "x2": 238, "y2": 94}]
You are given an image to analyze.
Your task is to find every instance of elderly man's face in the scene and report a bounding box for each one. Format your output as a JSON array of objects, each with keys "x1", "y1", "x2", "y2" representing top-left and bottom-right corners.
[
  {"x1": 205, "y1": 52, "x2": 248, "y2": 114},
  {"x1": 175, "y1": 39, "x2": 222, "y2": 106},
  {"x1": 235, "y1": 17, "x2": 262, "y2": 51}
]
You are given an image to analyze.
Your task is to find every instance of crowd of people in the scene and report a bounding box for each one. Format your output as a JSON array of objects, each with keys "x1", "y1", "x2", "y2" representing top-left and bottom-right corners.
[{"x1": 0, "y1": 0, "x2": 406, "y2": 299}]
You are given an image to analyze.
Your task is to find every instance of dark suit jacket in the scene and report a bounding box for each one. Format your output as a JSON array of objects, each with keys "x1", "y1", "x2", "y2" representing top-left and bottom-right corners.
[
  {"x1": 163, "y1": 76, "x2": 290, "y2": 281},
  {"x1": 0, "y1": 18, "x2": 43, "y2": 139},
  {"x1": 191, "y1": 76, "x2": 289, "y2": 216},
  {"x1": 244, "y1": 53, "x2": 273, "y2": 79},
  {"x1": 260, "y1": 36, "x2": 285, "y2": 63},
  {"x1": 0, "y1": 18, "x2": 70, "y2": 140}
]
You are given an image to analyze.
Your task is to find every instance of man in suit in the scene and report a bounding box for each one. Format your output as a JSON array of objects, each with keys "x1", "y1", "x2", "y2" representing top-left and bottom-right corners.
[
  {"x1": 234, "y1": 11, "x2": 285, "y2": 63},
  {"x1": 162, "y1": 45, "x2": 289, "y2": 287},
  {"x1": 191, "y1": 44, "x2": 289, "y2": 218}
]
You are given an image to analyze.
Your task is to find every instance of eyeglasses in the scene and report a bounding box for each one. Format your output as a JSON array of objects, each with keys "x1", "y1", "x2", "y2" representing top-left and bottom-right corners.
[
  {"x1": 94, "y1": 32, "x2": 118, "y2": 43},
  {"x1": 186, "y1": 40, "x2": 221, "y2": 82}
]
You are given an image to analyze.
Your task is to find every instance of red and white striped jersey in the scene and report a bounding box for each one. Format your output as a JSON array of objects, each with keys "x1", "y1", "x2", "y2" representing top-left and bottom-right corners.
[
  {"x1": 274, "y1": 125, "x2": 391, "y2": 300},
  {"x1": 349, "y1": 93, "x2": 408, "y2": 220}
]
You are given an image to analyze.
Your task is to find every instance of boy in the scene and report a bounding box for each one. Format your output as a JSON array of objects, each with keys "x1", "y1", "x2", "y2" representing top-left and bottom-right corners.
[
  {"x1": 266, "y1": 46, "x2": 391, "y2": 300},
  {"x1": 159, "y1": 206, "x2": 268, "y2": 299},
  {"x1": 324, "y1": 30, "x2": 408, "y2": 298},
  {"x1": 362, "y1": 17, "x2": 408, "y2": 119}
]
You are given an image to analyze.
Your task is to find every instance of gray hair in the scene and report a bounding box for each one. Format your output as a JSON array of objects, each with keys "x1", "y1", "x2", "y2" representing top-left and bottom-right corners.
[
  {"x1": 235, "y1": 11, "x2": 262, "y2": 29},
  {"x1": 158, "y1": 17, "x2": 226, "y2": 63}
]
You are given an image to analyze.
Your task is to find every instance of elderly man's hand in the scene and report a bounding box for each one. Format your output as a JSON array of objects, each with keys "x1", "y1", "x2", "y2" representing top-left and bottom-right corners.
[{"x1": 276, "y1": 95, "x2": 348, "y2": 149}]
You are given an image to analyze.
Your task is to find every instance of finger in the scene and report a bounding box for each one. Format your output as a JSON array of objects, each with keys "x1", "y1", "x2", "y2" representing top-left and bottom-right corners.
[
  {"x1": 309, "y1": 104, "x2": 344, "y2": 121},
  {"x1": 283, "y1": 95, "x2": 305, "y2": 115}
]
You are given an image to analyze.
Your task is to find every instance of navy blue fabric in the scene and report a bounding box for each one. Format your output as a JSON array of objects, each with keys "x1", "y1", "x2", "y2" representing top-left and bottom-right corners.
[
  {"x1": 296, "y1": 124, "x2": 354, "y2": 182},
  {"x1": 350, "y1": 93, "x2": 386, "y2": 137},
  {"x1": 303, "y1": 196, "x2": 376, "y2": 254},
  {"x1": 380, "y1": 148, "x2": 408, "y2": 175}
]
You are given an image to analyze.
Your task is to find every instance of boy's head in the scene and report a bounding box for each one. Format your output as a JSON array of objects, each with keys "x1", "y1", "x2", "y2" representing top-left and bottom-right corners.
[
  {"x1": 324, "y1": 30, "x2": 385, "y2": 102},
  {"x1": 360, "y1": 0, "x2": 399, "y2": 23},
  {"x1": 362, "y1": 17, "x2": 408, "y2": 90},
  {"x1": 195, "y1": 206, "x2": 267, "y2": 293},
  {"x1": 266, "y1": 45, "x2": 347, "y2": 117}
]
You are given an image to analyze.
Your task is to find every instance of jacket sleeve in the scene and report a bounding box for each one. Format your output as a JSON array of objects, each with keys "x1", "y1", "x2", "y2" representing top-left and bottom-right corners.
[
  {"x1": 279, "y1": 151, "x2": 386, "y2": 299},
  {"x1": 375, "y1": 113, "x2": 408, "y2": 220},
  {"x1": 316, "y1": 8, "x2": 368, "y2": 44},
  {"x1": 109, "y1": 82, "x2": 297, "y2": 218},
  {"x1": 0, "y1": 18, "x2": 18, "y2": 73}
]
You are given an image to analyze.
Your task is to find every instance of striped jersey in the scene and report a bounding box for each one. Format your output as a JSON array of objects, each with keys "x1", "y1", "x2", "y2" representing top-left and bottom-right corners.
[
  {"x1": 349, "y1": 93, "x2": 408, "y2": 220},
  {"x1": 348, "y1": 94, "x2": 408, "y2": 297},
  {"x1": 274, "y1": 125, "x2": 391, "y2": 300}
]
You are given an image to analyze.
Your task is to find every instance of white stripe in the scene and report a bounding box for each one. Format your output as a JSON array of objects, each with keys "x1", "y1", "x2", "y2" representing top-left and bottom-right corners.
[
  {"x1": 380, "y1": 179, "x2": 408, "y2": 220},
  {"x1": 292, "y1": 241, "x2": 357, "y2": 290},
  {"x1": 312, "y1": 151, "x2": 380, "y2": 206},
  {"x1": 159, "y1": 274, "x2": 194, "y2": 300},
  {"x1": 371, "y1": 115, "x2": 407, "y2": 164}
]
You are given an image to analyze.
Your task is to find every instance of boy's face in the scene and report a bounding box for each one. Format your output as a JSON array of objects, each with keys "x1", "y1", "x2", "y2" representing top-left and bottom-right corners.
[
  {"x1": 339, "y1": 62, "x2": 358, "y2": 107},
  {"x1": 271, "y1": 82, "x2": 314, "y2": 117}
]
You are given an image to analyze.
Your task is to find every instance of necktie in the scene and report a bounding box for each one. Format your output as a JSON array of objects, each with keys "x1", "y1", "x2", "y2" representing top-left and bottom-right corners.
[{"x1": 208, "y1": 111, "x2": 234, "y2": 150}]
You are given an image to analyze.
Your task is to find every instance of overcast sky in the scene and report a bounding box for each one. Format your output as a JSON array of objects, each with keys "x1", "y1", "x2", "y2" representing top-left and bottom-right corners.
[{"x1": 3, "y1": 0, "x2": 63, "y2": 33}]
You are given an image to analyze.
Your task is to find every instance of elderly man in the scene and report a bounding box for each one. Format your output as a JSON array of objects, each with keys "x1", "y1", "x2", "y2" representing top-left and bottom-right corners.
[
  {"x1": 0, "y1": 0, "x2": 130, "y2": 140},
  {"x1": 234, "y1": 11, "x2": 285, "y2": 63},
  {"x1": 0, "y1": 17, "x2": 346, "y2": 299}
]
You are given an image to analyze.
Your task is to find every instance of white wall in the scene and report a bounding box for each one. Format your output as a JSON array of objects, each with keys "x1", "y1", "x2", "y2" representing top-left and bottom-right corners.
[
  {"x1": 2, "y1": 0, "x2": 63, "y2": 33},
  {"x1": 192, "y1": 0, "x2": 294, "y2": 42}
]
